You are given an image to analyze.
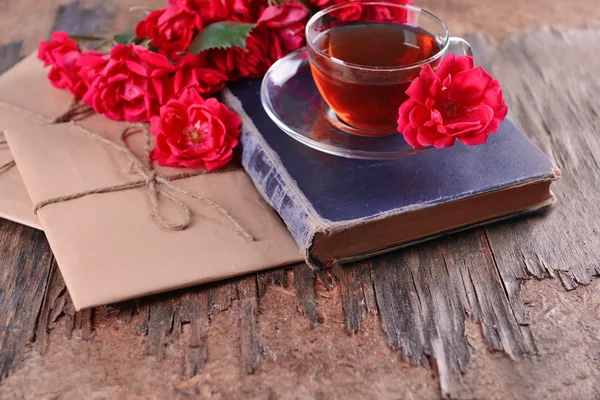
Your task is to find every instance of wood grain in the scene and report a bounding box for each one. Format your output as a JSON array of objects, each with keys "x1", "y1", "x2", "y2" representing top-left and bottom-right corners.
[
  {"x1": 257, "y1": 268, "x2": 290, "y2": 298},
  {"x1": 51, "y1": 0, "x2": 114, "y2": 37},
  {"x1": 0, "y1": 219, "x2": 53, "y2": 379},
  {"x1": 0, "y1": 42, "x2": 22, "y2": 75},
  {"x1": 331, "y1": 261, "x2": 377, "y2": 333},
  {"x1": 468, "y1": 28, "x2": 600, "y2": 289},
  {"x1": 0, "y1": 41, "x2": 50, "y2": 381},
  {"x1": 1, "y1": 0, "x2": 600, "y2": 398},
  {"x1": 293, "y1": 263, "x2": 319, "y2": 324},
  {"x1": 35, "y1": 265, "x2": 68, "y2": 353},
  {"x1": 237, "y1": 277, "x2": 261, "y2": 374},
  {"x1": 178, "y1": 291, "x2": 209, "y2": 379}
]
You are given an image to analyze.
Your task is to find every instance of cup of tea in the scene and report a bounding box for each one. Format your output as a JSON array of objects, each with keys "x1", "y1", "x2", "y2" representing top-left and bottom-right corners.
[{"x1": 306, "y1": 1, "x2": 473, "y2": 135}]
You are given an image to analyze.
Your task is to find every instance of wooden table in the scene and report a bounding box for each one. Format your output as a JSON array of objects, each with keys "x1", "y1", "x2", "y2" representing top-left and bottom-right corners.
[{"x1": 1, "y1": 1, "x2": 600, "y2": 399}]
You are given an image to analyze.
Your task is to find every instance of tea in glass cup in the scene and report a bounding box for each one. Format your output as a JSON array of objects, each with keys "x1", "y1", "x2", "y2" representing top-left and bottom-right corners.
[{"x1": 306, "y1": 1, "x2": 472, "y2": 135}]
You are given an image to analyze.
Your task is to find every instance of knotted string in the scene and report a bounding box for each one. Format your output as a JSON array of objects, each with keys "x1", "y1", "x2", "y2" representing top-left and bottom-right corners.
[
  {"x1": 51, "y1": 100, "x2": 95, "y2": 123},
  {"x1": 0, "y1": 100, "x2": 253, "y2": 239},
  {"x1": 33, "y1": 121, "x2": 254, "y2": 240}
]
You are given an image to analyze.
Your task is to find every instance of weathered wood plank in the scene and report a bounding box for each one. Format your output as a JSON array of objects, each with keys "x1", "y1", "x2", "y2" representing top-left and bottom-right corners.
[
  {"x1": 468, "y1": 28, "x2": 600, "y2": 289},
  {"x1": 8, "y1": 2, "x2": 119, "y2": 364},
  {"x1": 293, "y1": 263, "x2": 319, "y2": 324},
  {"x1": 135, "y1": 288, "x2": 212, "y2": 375},
  {"x1": 109, "y1": 300, "x2": 137, "y2": 324},
  {"x1": 362, "y1": 27, "x2": 600, "y2": 397},
  {"x1": 144, "y1": 295, "x2": 176, "y2": 360},
  {"x1": 370, "y1": 227, "x2": 543, "y2": 397},
  {"x1": 1, "y1": 1, "x2": 598, "y2": 398},
  {"x1": 0, "y1": 42, "x2": 21, "y2": 74},
  {"x1": 178, "y1": 291, "x2": 209, "y2": 379},
  {"x1": 0, "y1": 219, "x2": 53, "y2": 380},
  {"x1": 35, "y1": 264, "x2": 66, "y2": 353},
  {"x1": 50, "y1": 0, "x2": 114, "y2": 37},
  {"x1": 209, "y1": 280, "x2": 237, "y2": 313},
  {"x1": 316, "y1": 267, "x2": 334, "y2": 291},
  {"x1": 236, "y1": 277, "x2": 261, "y2": 374},
  {"x1": 257, "y1": 267, "x2": 289, "y2": 297},
  {"x1": 0, "y1": 41, "x2": 53, "y2": 382},
  {"x1": 331, "y1": 261, "x2": 376, "y2": 333}
]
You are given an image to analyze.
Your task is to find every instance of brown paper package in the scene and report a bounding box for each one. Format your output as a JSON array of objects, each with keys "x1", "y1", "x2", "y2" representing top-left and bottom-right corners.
[
  {"x1": 0, "y1": 145, "x2": 39, "y2": 229},
  {"x1": 0, "y1": 54, "x2": 48, "y2": 229},
  {"x1": 0, "y1": 54, "x2": 303, "y2": 310}
]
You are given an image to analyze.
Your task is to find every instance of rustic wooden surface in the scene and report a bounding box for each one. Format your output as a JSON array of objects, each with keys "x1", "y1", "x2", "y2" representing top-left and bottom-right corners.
[{"x1": 1, "y1": 1, "x2": 600, "y2": 399}]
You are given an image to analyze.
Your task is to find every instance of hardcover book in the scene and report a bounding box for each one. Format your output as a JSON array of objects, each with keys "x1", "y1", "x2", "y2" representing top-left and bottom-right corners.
[{"x1": 223, "y1": 80, "x2": 560, "y2": 267}]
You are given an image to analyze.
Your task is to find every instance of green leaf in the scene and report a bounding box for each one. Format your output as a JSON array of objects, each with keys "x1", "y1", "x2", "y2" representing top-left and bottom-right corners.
[
  {"x1": 188, "y1": 22, "x2": 255, "y2": 53},
  {"x1": 113, "y1": 28, "x2": 137, "y2": 45}
]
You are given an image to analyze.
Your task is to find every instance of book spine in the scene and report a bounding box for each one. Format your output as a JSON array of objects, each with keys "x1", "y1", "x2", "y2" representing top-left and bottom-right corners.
[{"x1": 221, "y1": 88, "x2": 328, "y2": 264}]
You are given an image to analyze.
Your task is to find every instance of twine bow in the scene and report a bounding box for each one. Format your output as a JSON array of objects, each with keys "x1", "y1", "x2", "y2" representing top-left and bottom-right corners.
[
  {"x1": 32, "y1": 121, "x2": 254, "y2": 240},
  {"x1": 0, "y1": 100, "x2": 252, "y2": 239}
]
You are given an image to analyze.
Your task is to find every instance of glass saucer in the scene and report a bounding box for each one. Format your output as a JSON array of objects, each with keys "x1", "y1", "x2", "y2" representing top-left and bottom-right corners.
[{"x1": 260, "y1": 48, "x2": 434, "y2": 159}]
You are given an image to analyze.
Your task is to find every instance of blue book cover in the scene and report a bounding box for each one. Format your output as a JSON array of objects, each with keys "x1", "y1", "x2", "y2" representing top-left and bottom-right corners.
[{"x1": 222, "y1": 80, "x2": 560, "y2": 267}]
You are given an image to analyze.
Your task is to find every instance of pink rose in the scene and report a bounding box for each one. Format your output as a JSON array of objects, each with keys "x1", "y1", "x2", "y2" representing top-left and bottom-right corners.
[
  {"x1": 206, "y1": 2, "x2": 307, "y2": 81},
  {"x1": 172, "y1": 0, "x2": 267, "y2": 24},
  {"x1": 205, "y1": 27, "x2": 278, "y2": 80},
  {"x1": 135, "y1": 5, "x2": 199, "y2": 57},
  {"x1": 38, "y1": 32, "x2": 86, "y2": 97},
  {"x1": 82, "y1": 44, "x2": 174, "y2": 122},
  {"x1": 310, "y1": 0, "x2": 413, "y2": 22},
  {"x1": 257, "y1": 2, "x2": 308, "y2": 53},
  {"x1": 312, "y1": 0, "x2": 362, "y2": 21},
  {"x1": 76, "y1": 50, "x2": 108, "y2": 89},
  {"x1": 397, "y1": 54, "x2": 508, "y2": 148},
  {"x1": 225, "y1": 0, "x2": 268, "y2": 22},
  {"x1": 362, "y1": 0, "x2": 414, "y2": 23},
  {"x1": 172, "y1": 54, "x2": 228, "y2": 98},
  {"x1": 150, "y1": 89, "x2": 242, "y2": 170}
]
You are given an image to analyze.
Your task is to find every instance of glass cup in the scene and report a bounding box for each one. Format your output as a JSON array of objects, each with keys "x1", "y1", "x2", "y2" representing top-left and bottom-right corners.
[{"x1": 306, "y1": 1, "x2": 473, "y2": 135}]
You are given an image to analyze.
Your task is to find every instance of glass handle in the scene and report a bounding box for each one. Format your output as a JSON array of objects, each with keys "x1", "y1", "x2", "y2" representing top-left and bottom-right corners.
[{"x1": 448, "y1": 36, "x2": 473, "y2": 57}]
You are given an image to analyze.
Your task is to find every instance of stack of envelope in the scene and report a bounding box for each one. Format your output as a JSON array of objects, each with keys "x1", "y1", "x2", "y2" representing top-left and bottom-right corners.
[{"x1": 0, "y1": 54, "x2": 302, "y2": 310}]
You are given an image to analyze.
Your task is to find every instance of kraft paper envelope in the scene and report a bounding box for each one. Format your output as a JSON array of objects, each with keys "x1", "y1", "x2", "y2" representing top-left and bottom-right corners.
[
  {"x1": 0, "y1": 54, "x2": 303, "y2": 309},
  {"x1": 0, "y1": 54, "x2": 59, "y2": 230},
  {"x1": 0, "y1": 141, "x2": 39, "y2": 229}
]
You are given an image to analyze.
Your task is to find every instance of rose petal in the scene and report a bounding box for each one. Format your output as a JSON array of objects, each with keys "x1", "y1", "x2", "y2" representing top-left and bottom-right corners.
[
  {"x1": 432, "y1": 135, "x2": 456, "y2": 148},
  {"x1": 446, "y1": 103, "x2": 494, "y2": 127},
  {"x1": 435, "y1": 54, "x2": 474, "y2": 81},
  {"x1": 458, "y1": 133, "x2": 490, "y2": 146},
  {"x1": 495, "y1": 103, "x2": 508, "y2": 120},
  {"x1": 400, "y1": 124, "x2": 422, "y2": 148},
  {"x1": 448, "y1": 67, "x2": 494, "y2": 105},
  {"x1": 406, "y1": 65, "x2": 440, "y2": 104},
  {"x1": 397, "y1": 99, "x2": 418, "y2": 131},
  {"x1": 416, "y1": 130, "x2": 434, "y2": 146}
]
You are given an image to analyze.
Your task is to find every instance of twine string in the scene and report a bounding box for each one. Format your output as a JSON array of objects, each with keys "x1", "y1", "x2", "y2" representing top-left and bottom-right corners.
[
  {"x1": 51, "y1": 99, "x2": 95, "y2": 124},
  {"x1": 0, "y1": 132, "x2": 15, "y2": 173},
  {"x1": 33, "y1": 121, "x2": 253, "y2": 239},
  {"x1": 0, "y1": 101, "x2": 252, "y2": 239},
  {"x1": 0, "y1": 159, "x2": 15, "y2": 173}
]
